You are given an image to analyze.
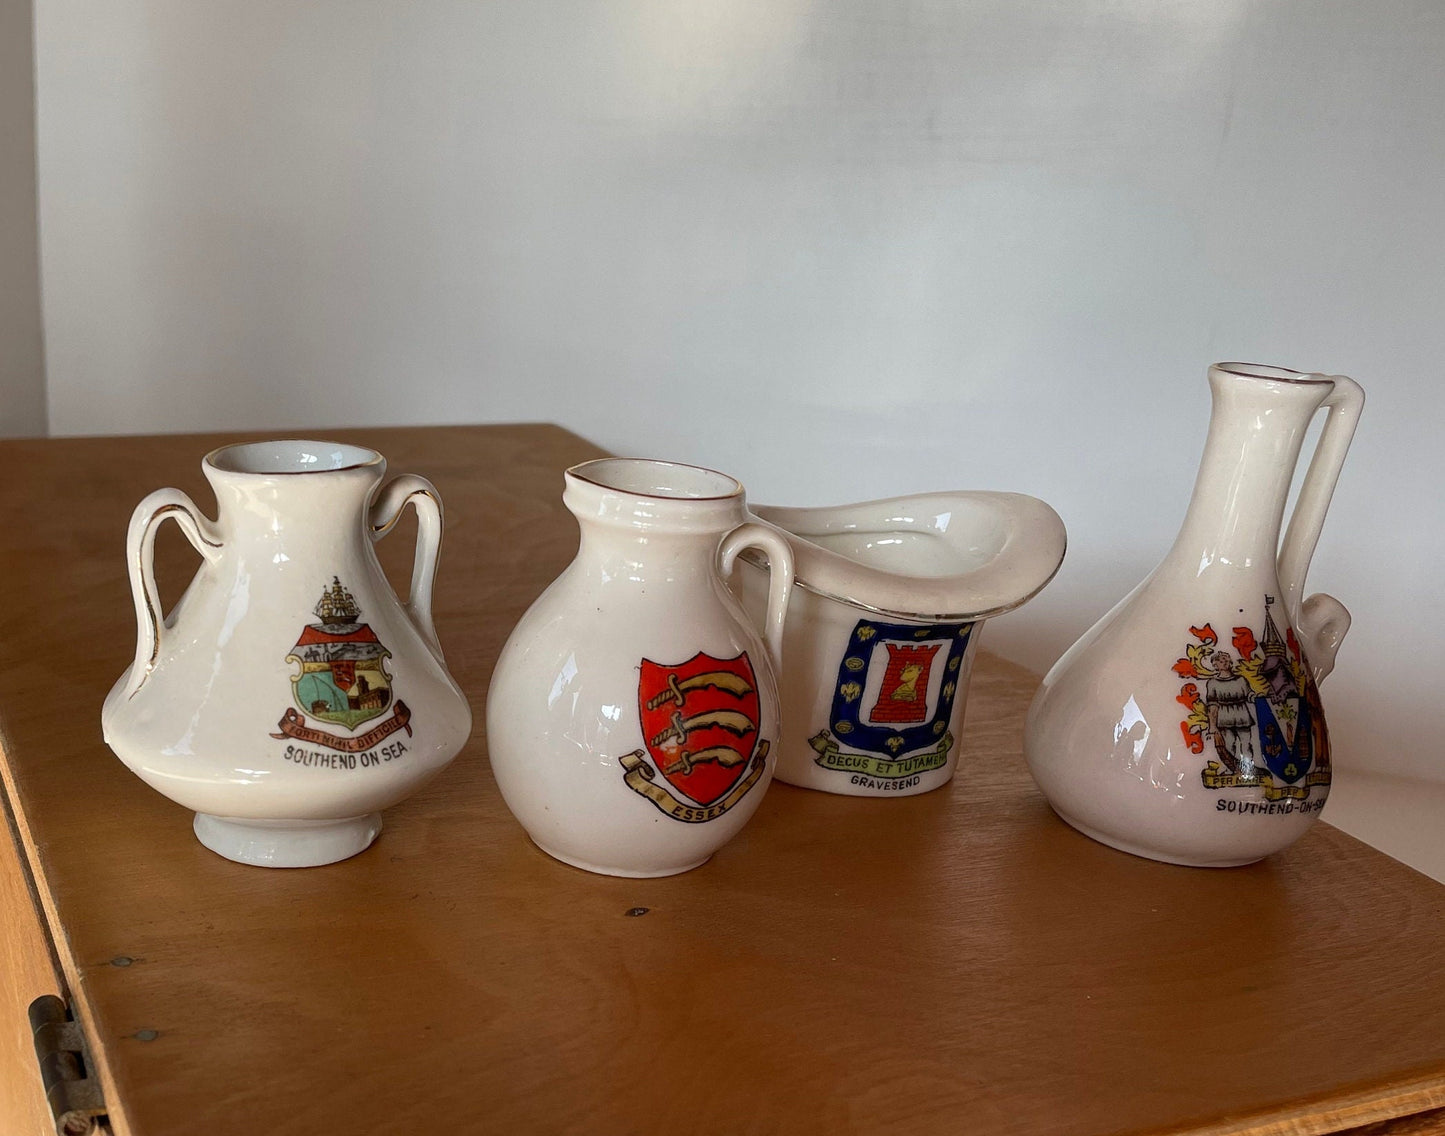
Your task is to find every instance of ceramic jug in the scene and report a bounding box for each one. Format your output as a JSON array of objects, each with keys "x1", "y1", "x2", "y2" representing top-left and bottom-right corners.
[
  {"x1": 102, "y1": 440, "x2": 472, "y2": 867},
  {"x1": 1024, "y1": 363, "x2": 1364, "y2": 867},
  {"x1": 486, "y1": 458, "x2": 794, "y2": 877}
]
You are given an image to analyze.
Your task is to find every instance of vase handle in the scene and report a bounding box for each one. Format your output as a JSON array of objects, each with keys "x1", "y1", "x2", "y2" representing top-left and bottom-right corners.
[
  {"x1": 1277, "y1": 373, "x2": 1365, "y2": 683},
  {"x1": 370, "y1": 475, "x2": 445, "y2": 658},
  {"x1": 719, "y1": 521, "x2": 795, "y2": 671},
  {"x1": 123, "y1": 488, "x2": 223, "y2": 699}
]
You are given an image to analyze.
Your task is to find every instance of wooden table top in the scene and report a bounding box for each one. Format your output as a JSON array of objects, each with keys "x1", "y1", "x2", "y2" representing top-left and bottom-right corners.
[{"x1": 1, "y1": 425, "x2": 1443, "y2": 1136}]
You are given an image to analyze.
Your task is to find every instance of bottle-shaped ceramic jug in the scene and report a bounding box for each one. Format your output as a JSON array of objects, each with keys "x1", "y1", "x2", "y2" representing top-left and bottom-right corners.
[
  {"x1": 102, "y1": 441, "x2": 472, "y2": 867},
  {"x1": 1024, "y1": 363, "x2": 1364, "y2": 867},
  {"x1": 487, "y1": 458, "x2": 794, "y2": 877}
]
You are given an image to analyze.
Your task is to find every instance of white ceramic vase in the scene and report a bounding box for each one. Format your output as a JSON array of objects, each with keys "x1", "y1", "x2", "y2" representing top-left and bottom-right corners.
[
  {"x1": 734, "y1": 492, "x2": 1066, "y2": 796},
  {"x1": 1024, "y1": 364, "x2": 1364, "y2": 867},
  {"x1": 486, "y1": 459, "x2": 794, "y2": 878},
  {"x1": 102, "y1": 441, "x2": 472, "y2": 867}
]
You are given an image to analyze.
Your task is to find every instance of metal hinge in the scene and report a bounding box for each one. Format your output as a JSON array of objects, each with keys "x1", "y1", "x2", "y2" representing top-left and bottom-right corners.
[{"x1": 28, "y1": 994, "x2": 108, "y2": 1136}]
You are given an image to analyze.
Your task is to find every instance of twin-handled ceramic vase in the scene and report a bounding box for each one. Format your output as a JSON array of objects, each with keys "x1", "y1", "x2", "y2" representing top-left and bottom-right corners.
[{"x1": 101, "y1": 441, "x2": 472, "y2": 868}]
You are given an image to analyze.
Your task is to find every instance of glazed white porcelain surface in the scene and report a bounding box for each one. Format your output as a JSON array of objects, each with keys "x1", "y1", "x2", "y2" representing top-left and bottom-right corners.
[
  {"x1": 486, "y1": 459, "x2": 793, "y2": 877},
  {"x1": 101, "y1": 440, "x2": 472, "y2": 867},
  {"x1": 735, "y1": 491, "x2": 1066, "y2": 797},
  {"x1": 1024, "y1": 364, "x2": 1365, "y2": 867}
]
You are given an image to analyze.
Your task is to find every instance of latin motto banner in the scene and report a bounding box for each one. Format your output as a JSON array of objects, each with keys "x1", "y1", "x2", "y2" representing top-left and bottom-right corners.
[
  {"x1": 620, "y1": 742, "x2": 769, "y2": 823},
  {"x1": 808, "y1": 731, "x2": 953, "y2": 779},
  {"x1": 1201, "y1": 760, "x2": 1329, "y2": 802},
  {"x1": 272, "y1": 700, "x2": 413, "y2": 753}
]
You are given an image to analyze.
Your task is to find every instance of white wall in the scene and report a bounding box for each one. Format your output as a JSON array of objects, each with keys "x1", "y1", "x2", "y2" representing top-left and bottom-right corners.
[
  {"x1": 34, "y1": 2, "x2": 1445, "y2": 783},
  {"x1": 0, "y1": 0, "x2": 45, "y2": 436}
]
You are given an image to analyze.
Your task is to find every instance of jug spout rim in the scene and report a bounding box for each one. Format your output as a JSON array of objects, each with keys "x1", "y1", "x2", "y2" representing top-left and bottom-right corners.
[
  {"x1": 564, "y1": 458, "x2": 748, "y2": 535},
  {"x1": 566, "y1": 457, "x2": 743, "y2": 502},
  {"x1": 1211, "y1": 362, "x2": 1333, "y2": 386}
]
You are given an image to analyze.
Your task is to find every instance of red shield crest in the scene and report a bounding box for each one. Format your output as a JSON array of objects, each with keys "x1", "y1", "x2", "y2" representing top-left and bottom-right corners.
[
  {"x1": 638, "y1": 652, "x2": 760, "y2": 807},
  {"x1": 329, "y1": 660, "x2": 357, "y2": 692},
  {"x1": 867, "y1": 642, "x2": 941, "y2": 725}
]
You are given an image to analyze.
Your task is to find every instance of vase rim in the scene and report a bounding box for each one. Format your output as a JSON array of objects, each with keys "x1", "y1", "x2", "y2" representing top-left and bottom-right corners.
[
  {"x1": 204, "y1": 440, "x2": 384, "y2": 477},
  {"x1": 1212, "y1": 362, "x2": 1333, "y2": 385}
]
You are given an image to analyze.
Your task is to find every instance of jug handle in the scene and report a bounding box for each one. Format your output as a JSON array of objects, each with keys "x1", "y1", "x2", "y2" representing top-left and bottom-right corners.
[
  {"x1": 370, "y1": 475, "x2": 445, "y2": 658},
  {"x1": 719, "y1": 522, "x2": 795, "y2": 670},
  {"x1": 1276, "y1": 373, "x2": 1365, "y2": 683},
  {"x1": 123, "y1": 488, "x2": 223, "y2": 699}
]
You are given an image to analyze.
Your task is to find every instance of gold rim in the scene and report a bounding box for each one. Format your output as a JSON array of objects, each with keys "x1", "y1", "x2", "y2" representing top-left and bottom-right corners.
[
  {"x1": 204, "y1": 440, "x2": 385, "y2": 476},
  {"x1": 1214, "y1": 362, "x2": 1332, "y2": 385},
  {"x1": 566, "y1": 458, "x2": 743, "y2": 502}
]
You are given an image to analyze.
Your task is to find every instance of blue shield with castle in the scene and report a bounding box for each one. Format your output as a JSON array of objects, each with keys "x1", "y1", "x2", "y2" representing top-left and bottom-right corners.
[{"x1": 809, "y1": 618, "x2": 973, "y2": 778}]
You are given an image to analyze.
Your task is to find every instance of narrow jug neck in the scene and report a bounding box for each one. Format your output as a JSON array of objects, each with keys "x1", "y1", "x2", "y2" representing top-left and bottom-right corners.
[
  {"x1": 562, "y1": 458, "x2": 748, "y2": 584},
  {"x1": 1169, "y1": 366, "x2": 1333, "y2": 576},
  {"x1": 575, "y1": 524, "x2": 730, "y2": 580}
]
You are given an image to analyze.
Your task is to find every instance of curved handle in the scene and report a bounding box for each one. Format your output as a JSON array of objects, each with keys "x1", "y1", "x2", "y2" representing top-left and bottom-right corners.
[
  {"x1": 1277, "y1": 374, "x2": 1364, "y2": 681},
  {"x1": 719, "y1": 521, "x2": 795, "y2": 672},
  {"x1": 370, "y1": 474, "x2": 445, "y2": 657},
  {"x1": 123, "y1": 488, "x2": 223, "y2": 698}
]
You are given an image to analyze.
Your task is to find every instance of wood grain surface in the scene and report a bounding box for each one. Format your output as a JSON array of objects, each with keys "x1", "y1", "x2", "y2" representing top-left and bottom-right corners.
[
  {"x1": 0, "y1": 425, "x2": 1443, "y2": 1136},
  {"x1": 0, "y1": 776, "x2": 63, "y2": 1136}
]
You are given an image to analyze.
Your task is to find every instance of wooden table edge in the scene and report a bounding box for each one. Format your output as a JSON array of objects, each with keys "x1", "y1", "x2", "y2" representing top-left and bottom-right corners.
[
  {"x1": 0, "y1": 727, "x2": 132, "y2": 1135},
  {"x1": 1155, "y1": 1072, "x2": 1445, "y2": 1135}
]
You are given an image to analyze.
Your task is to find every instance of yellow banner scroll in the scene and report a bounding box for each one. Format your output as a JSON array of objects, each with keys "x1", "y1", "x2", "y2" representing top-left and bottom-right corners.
[
  {"x1": 620, "y1": 742, "x2": 769, "y2": 823},
  {"x1": 271, "y1": 700, "x2": 413, "y2": 753},
  {"x1": 808, "y1": 730, "x2": 953, "y2": 779},
  {"x1": 1202, "y1": 760, "x2": 1330, "y2": 802}
]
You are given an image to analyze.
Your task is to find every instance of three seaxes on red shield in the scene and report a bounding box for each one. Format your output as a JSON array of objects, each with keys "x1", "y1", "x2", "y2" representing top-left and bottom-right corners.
[{"x1": 618, "y1": 651, "x2": 769, "y2": 822}]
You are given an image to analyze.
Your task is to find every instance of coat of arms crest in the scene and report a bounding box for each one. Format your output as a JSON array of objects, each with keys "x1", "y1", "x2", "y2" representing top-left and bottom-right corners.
[
  {"x1": 617, "y1": 651, "x2": 769, "y2": 822},
  {"x1": 1174, "y1": 595, "x2": 1330, "y2": 803},
  {"x1": 808, "y1": 619, "x2": 973, "y2": 781},
  {"x1": 271, "y1": 577, "x2": 413, "y2": 753}
]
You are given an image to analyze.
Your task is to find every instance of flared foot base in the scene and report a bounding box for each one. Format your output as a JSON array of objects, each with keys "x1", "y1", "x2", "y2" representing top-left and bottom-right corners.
[
  {"x1": 194, "y1": 813, "x2": 383, "y2": 867},
  {"x1": 533, "y1": 839, "x2": 710, "y2": 878},
  {"x1": 1053, "y1": 809, "x2": 1264, "y2": 869}
]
